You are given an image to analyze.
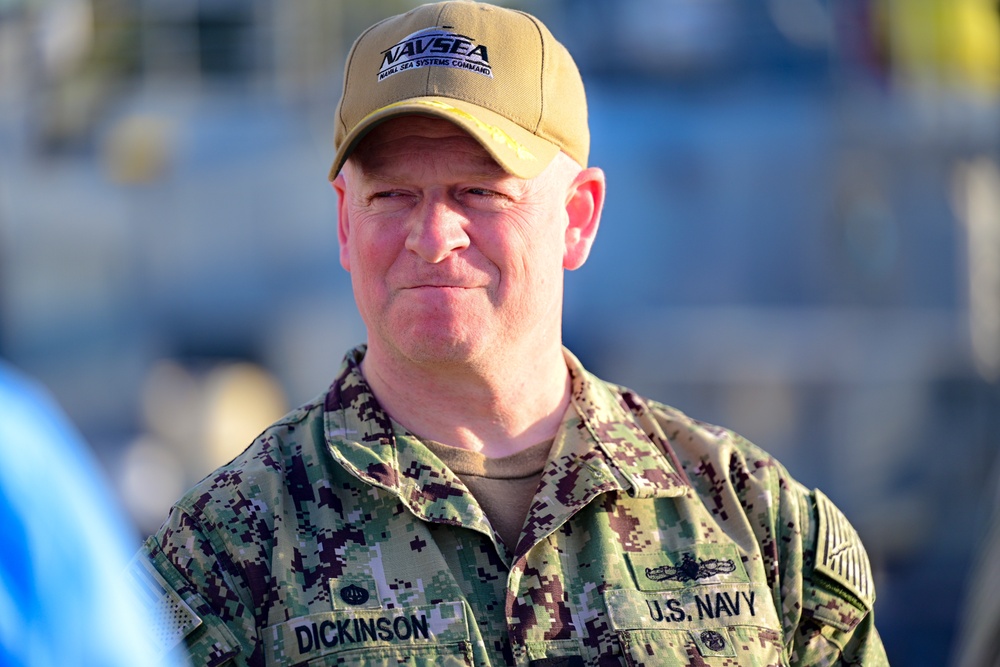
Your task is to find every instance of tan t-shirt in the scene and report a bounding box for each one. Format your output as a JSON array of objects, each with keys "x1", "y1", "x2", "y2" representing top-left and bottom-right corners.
[{"x1": 422, "y1": 438, "x2": 553, "y2": 550}]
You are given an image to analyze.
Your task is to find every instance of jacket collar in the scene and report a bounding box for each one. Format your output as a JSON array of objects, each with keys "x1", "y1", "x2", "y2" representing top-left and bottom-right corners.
[
  {"x1": 561, "y1": 347, "x2": 688, "y2": 500},
  {"x1": 321, "y1": 346, "x2": 688, "y2": 531}
]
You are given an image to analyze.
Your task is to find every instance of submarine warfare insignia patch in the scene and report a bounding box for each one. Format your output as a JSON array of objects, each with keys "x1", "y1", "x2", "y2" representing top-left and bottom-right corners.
[
  {"x1": 645, "y1": 553, "x2": 737, "y2": 583},
  {"x1": 814, "y1": 489, "x2": 875, "y2": 609}
]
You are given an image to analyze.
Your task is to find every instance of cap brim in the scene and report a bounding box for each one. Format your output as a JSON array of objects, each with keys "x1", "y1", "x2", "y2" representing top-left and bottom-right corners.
[{"x1": 328, "y1": 96, "x2": 561, "y2": 181}]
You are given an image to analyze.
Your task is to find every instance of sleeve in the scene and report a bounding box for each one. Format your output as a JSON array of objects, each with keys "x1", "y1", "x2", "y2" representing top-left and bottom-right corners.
[
  {"x1": 782, "y1": 486, "x2": 889, "y2": 666},
  {"x1": 127, "y1": 508, "x2": 257, "y2": 667}
]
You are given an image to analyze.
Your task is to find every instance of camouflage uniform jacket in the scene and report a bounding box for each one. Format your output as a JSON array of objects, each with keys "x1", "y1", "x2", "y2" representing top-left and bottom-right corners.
[{"x1": 132, "y1": 346, "x2": 888, "y2": 667}]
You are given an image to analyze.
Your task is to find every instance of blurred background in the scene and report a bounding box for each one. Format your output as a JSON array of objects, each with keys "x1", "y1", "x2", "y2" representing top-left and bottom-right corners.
[{"x1": 0, "y1": 0, "x2": 998, "y2": 664}]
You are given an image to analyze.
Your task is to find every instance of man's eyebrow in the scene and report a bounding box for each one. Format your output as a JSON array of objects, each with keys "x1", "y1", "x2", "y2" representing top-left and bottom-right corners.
[{"x1": 354, "y1": 165, "x2": 406, "y2": 182}]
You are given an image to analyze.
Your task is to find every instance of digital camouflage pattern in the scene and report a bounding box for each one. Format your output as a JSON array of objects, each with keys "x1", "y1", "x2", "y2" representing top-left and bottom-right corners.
[{"x1": 132, "y1": 346, "x2": 888, "y2": 666}]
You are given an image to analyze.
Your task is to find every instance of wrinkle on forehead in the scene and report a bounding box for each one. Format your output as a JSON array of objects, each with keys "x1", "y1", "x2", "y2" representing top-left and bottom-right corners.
[{"x1": 349, "y1": 116, "x2": 507, "y2": 179}]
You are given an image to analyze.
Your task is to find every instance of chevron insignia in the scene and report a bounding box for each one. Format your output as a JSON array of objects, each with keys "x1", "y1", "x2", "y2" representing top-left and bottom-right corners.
[{"x1": 814, "y1": 490, "x2": 875, "y2": 609}]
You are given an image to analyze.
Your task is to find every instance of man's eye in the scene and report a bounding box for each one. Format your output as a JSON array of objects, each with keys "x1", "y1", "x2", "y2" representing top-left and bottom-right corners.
[
  {"x1": 367, "y1": 190, "x2": 413, "y2": 205},
  {"x1": 467, "y1": 188, "x2": 502, "y2": 198}
]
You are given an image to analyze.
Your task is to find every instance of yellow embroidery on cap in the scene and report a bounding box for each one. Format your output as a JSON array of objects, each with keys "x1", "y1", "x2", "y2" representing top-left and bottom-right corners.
[{"x1": 364, "y1": 99, "x2": 537, "y2": 162}]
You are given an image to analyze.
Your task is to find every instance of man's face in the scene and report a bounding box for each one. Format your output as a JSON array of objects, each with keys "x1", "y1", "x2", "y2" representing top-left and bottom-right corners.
[{"x1": 334, "y1": 116, "x2": 593, "y2": 368}]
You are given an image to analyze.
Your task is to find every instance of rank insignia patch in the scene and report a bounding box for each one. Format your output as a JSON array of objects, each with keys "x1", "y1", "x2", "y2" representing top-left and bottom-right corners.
[
  {"x1": 329, "y1": 573, "x2": 383, "y2": 611},
  {"x1": 339, "y1": 584, "x2": 370, "y2": 606}
]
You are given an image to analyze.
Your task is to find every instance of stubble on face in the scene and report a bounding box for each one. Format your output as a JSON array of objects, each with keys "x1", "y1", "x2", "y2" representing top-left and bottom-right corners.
[{"x1": 339, "y1": 117, "x2": 579, "y2": 372}]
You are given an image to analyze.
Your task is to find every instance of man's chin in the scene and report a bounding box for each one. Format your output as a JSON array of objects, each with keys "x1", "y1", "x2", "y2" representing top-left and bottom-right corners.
[{"x1": 385, "y1": 331, "x2": 491, "y2": 368}]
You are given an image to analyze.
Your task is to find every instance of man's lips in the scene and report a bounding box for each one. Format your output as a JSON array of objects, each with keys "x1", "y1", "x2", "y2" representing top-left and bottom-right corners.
[
  {"x1": 405, "y1": 283, "x2": 479, "y2": 289},
  {"x1": 400, "y1": 276, "x2": 488, "y2": 289},
  {"x1": 401, "y1": 284, "x2": 485, "y2": 296},
  {"x1": 394, "y1": 266, "x2": 491, "y2": 291}
]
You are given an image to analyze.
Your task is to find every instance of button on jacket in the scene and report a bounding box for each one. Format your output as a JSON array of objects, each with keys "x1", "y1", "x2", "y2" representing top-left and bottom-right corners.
[{"x1": 131, "y1": 346, "x2": 888, "y2": 666}]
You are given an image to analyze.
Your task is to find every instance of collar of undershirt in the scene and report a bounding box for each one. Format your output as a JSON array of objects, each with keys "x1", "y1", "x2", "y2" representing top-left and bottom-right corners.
[{"x1": 412, "y1": 431, "x2": 553, "y2": 480}]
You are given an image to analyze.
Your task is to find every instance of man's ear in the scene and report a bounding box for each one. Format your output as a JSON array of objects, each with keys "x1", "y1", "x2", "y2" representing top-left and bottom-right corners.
[
  {"x1": 563, "y1": 166, "x2": 606, "y2": 270},
  {"x1": 332, "y1": 173, "x2": 351, "y2": 271}
]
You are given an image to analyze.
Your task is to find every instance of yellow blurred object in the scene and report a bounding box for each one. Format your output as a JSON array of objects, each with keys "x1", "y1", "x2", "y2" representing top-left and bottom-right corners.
[
  {"x1": 952, "y1": 0, "x2": 1000, "y2": 91},
  {"x1": 125, "y1": 358, "x2": 289, "y2": 531},
  {"x1": 884, "y1": 0, "x2": 1000, "y2": 95},
  {"x1": 202, "y1": 362, "x2": 288, "y2": 472},
  {"x1": 102, "y1": 113, "x2": 174, "y2": 184}
]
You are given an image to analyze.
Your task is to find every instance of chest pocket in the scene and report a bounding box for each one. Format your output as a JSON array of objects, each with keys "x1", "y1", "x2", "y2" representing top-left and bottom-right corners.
[
  {"x1": 264, "y1": 603, "x2": 473, "y2": 667},
  {"x1": 303, "y1": 644, "x2": 473, "y2": 667},
  {"x1": 605, "y1": 585, "x2": 787, "y2": 667}
]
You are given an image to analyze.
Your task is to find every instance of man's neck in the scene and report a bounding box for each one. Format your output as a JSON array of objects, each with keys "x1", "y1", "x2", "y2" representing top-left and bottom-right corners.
[{"x1": 359, "y1": 341, "x2": 571, "y2": 458}]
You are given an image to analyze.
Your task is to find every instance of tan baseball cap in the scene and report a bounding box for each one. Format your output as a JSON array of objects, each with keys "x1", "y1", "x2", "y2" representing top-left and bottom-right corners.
[{"x1": 329, "y1": 1, "x2": 588, "y2": 180}]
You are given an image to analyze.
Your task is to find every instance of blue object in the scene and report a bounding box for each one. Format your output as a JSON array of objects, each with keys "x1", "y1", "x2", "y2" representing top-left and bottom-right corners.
[{"x1": 0, "y1": 361, "x2": 168, "y2": 667}]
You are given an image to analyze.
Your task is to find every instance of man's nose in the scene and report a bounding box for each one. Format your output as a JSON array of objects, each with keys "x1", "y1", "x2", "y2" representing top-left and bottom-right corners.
[{"x1": 404, "y1": 198, "x2": 471, "y2": 263}]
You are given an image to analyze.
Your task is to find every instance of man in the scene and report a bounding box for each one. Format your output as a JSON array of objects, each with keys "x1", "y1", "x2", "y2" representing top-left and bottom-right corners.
[{"x1": 132, "y1": 2, "x2": 888, "y2": 665}]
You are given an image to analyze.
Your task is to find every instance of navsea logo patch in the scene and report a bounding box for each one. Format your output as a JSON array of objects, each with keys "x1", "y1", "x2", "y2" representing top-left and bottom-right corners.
[{"x1": 379, "y1": 26, "x2": 492, "y2": 81}]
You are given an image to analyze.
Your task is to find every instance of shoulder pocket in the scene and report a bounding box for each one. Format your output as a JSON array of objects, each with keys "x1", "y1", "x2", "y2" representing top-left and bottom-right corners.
[
  {"x1": 128, "y1": 546, "x2": 242, "y2": 666},
  {"x1": 805, "y1": 490, "x2": 875, "y2": 631}
]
